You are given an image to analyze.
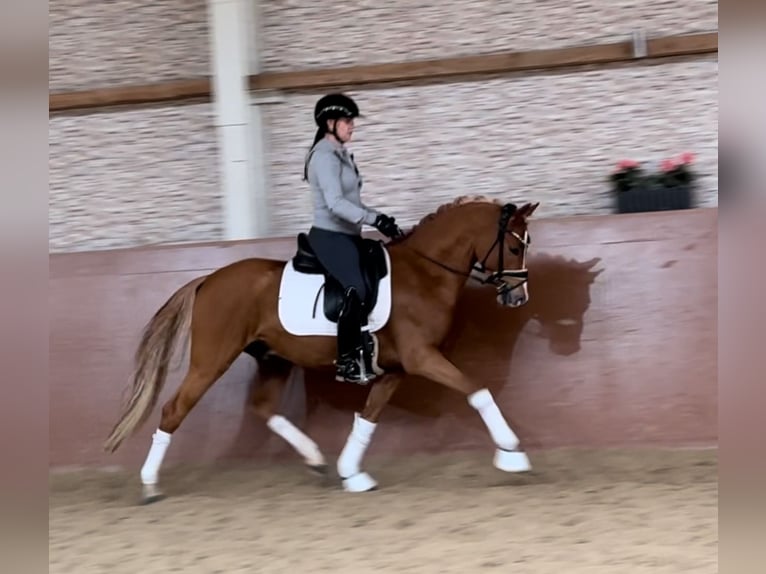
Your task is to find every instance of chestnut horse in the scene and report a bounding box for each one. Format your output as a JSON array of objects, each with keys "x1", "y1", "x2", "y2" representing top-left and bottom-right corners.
[{"x1": 103, "y1": 196, "x2": 539, "y2": 503}]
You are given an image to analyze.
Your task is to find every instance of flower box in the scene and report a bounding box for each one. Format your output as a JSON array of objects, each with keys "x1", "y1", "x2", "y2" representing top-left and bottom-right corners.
[
  {"x1": 610, "y1": 152, "x2": 697, "y2": 214},
  {"x1": 615, "y1": 182, "x2": 693, "y2": 213}
]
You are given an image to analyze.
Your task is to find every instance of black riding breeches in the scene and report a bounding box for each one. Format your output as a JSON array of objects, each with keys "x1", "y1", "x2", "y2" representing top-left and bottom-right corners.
[{"x1": 307, "y1": 226, "x2": 368, "y2": 303}]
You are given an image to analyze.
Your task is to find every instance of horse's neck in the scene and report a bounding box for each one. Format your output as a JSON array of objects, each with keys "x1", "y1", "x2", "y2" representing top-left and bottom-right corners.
[{"x1": 403, "y1": 220, "x2": 476, "y2": 275}]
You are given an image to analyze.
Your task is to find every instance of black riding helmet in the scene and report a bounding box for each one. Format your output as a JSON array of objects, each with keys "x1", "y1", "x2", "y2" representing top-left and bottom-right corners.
[{"x1": 314, "y1": 93, "x2": 361, "y2": 127}]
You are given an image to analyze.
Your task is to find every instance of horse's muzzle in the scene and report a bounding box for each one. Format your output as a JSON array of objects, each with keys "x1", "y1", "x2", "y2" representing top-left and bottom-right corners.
[{"x1": 495, "y1": 271, "x2": 529, "y2": 308}]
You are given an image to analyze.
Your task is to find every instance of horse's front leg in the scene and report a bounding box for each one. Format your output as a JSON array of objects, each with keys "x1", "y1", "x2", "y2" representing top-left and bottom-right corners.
[
  {"x1": 403, "y1": 346, "x2": 531, "y2": 473},
  {"x1": 336, "y1": 373, "x2": 402, "y2": 492}
]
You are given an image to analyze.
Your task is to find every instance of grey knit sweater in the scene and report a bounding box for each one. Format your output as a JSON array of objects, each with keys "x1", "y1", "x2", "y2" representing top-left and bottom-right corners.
[{"x1": 306, "y1": 138, "x2": 380, "y2": 235}]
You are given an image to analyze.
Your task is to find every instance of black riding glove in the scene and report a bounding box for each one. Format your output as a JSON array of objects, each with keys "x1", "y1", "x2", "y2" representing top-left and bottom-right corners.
[{"x1": 373, "y1": 213, "x2": 403, "y2": 238}]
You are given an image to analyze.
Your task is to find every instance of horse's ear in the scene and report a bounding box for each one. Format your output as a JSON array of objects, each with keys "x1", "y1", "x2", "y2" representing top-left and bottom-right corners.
[
  {"x1": 513, "y1": 201, "x2": 539, "y2": 221},
  {"x1": 527, "y1": 202, "x2": 540, "y2": 217}
]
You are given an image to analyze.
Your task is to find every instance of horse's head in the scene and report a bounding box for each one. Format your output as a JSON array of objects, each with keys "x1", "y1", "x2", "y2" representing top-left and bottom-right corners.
[
  {"x1": 393, "y1": 195, "x2": 538, "y2": 307},
  {"x1": 470, "y1": 201, "x2": 539, "y2": 308}
]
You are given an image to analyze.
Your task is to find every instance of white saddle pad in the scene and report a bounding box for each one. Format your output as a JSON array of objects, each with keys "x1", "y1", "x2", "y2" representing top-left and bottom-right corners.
[{"x1": 277, "y1": 248, "x2": 393, "y2": 337}]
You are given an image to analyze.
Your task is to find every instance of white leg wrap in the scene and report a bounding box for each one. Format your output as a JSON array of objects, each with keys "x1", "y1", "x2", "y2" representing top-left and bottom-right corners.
[
  {"x1": 337, "y1": 412, "x2": 376, "y2": 479},
  {"x1": 267, "y1": 415, "x2": 325, "y2": 467},
  {"x1": 493, "y1": 448, "x2": 532, "y2": 472},
  {"x1": 468, "y1": 389, "x2": 520, "y2": 451},
  {"x1": 140, "y1": 429, "x2": 171, "y2": 485}
]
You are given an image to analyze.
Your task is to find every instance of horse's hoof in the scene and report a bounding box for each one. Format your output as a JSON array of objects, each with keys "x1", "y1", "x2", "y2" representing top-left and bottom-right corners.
[
  {"x1": 307, "y1": 463, "x2": 329, "y2": 476},
  {"x1": 341, "y1": 472, "x2": 378, "y2": 493},
  {"x1": 141, "y1": 484, "x2": 166, "y2": 505},
  {"x1": 141, "y1": 493, "x2": 166, "y2": 505},
  {"x1": 494, "y1": 448, "x2": 532, "y2": 473}
]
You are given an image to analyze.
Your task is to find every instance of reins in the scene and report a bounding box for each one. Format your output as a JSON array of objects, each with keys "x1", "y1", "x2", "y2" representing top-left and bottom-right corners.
[{"x1": 402, "y1": 243, "x2": 477, "y2": 279}]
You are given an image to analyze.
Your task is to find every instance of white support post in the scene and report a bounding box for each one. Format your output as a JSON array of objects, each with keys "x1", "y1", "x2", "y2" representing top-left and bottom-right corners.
[
  {"x1": 207, "y1": 0, "x2": 271, "y2": 239},
  {"x1": 244, "y1": 0, "x2": 275, "y2": 238},
  {"x1": 631, "y1": 29, "x2": 648, "y2": 59}
]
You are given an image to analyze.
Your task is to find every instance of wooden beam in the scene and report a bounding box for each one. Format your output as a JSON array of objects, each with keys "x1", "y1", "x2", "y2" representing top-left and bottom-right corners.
[
  {"x1": 647, "y1": 31, "x2": 718, "y2": 57},
  {"x1": 250, "y1": 42, "x2": 631, "y2": 91},
  {"x1": 49, "y1": 78, "x2": 212, "y2": 112},
  {"x1": 49, "y1": 32, "x2": 717, "y2": 112},
  {"x1": 250, "y1": 32, "x2": 717, "y2": 91}
]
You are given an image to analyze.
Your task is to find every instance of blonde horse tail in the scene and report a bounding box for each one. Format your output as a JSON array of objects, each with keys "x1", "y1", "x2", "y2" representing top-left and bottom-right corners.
[{"x1": 103, "y1": 276, "x2": 207, "y2": 453}]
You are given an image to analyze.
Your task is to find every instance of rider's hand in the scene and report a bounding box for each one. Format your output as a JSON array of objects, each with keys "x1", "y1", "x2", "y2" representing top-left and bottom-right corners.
[{"x1": 374, "y1": 213, "x2": 403, "y2": 239}]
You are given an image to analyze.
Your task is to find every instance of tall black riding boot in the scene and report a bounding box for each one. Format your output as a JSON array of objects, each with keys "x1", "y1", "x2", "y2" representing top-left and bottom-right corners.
[{"x1": 335, "y1": 287, "x2": 376, "y2": 385}]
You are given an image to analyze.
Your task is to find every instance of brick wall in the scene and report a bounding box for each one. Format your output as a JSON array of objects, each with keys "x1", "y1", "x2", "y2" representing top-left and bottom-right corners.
[
  {"x1": 48, "y1": 0, "x2": 718, "y2": 251},
  {"x1": 49, "y1": 104, "x2": 221, "y2": 251},
  {"x1": 49, "y1": 0, "x2": 221, "y2": 252},
  {"x1": 49, "y1": 0, "x2": 210, "y2": 91},
  {"x1": 259, "y1": 0, "x2": 718, "y2": 71}
]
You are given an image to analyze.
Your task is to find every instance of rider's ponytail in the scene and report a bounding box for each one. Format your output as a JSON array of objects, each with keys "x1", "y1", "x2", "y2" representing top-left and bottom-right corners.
[{"x1": 303, "y1": 126, "x2": 326, "y2": 181}]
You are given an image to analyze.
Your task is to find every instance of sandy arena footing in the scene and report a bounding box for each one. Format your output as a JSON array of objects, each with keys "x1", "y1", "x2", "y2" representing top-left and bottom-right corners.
[{"x1": 50, "y1": 447, "x2": 717, "y2": 573}]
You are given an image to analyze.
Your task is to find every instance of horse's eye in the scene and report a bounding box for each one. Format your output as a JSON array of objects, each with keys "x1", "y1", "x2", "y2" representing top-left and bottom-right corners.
[{"x1": 510, "y1": 247, "x2": 520, "y2": 255}]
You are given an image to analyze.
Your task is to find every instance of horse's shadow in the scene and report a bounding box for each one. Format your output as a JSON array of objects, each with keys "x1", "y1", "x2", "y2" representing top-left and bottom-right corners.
[
  {"x1": 225, "y1": 252, "x2": 603, "y2": 458},
  {"x1": 307, "y1": 252, "x2": 601, "y2": 408}
]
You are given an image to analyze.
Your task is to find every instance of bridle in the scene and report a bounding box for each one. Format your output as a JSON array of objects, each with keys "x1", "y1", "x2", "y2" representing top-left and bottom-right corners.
[
  {"x1": 402, "y1": 202, "x2": 531, "y2": 294},
  {"x1": 474, "y1": 203, "x2": 531, "y2": 291}
]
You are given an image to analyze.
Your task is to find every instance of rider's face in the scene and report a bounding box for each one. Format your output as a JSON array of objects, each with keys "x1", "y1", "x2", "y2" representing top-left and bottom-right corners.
[{"x1": 329, "y1": 117, "x2": 355, "y2": 143}]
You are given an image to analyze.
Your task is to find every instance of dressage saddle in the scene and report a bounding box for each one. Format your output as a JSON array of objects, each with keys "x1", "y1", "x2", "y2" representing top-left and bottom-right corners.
[{"x1": 292, "y1": 232, "x2": 388, "y2": 323}]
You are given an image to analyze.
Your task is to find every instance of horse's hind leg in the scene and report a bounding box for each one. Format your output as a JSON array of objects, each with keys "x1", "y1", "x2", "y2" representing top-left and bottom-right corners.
[
  {"x1": 139, "y1": 321, "x2": 245, "y2": 505},
  {"x1": 250, "y1": 355, "x2": 327, "y2": 475},
  {"x1": 138, "y1": 359, "x2": 237, "y2": 504}
]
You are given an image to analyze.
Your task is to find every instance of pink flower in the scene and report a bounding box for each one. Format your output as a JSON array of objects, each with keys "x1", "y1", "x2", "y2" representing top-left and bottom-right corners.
[
  {"x1": 661, "y1": 158, "x2": 678, "y2": 172},
  {"x1": 617, "y1": 159, "x2": 639, "y2": 170},
  {"x1": 679, "y1": 151, "x2": 695, "y2": 165}
]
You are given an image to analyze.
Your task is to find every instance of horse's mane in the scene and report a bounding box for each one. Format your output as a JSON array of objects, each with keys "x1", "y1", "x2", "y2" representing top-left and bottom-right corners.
[{"x1": 390, "y1": 195, "x2": 504, "y2": 244}]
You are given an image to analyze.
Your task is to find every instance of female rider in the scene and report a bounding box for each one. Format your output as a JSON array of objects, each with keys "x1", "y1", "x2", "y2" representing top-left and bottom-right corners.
[{"x1": 303, "y1": 93, "x2": 402, "y2": 385}]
